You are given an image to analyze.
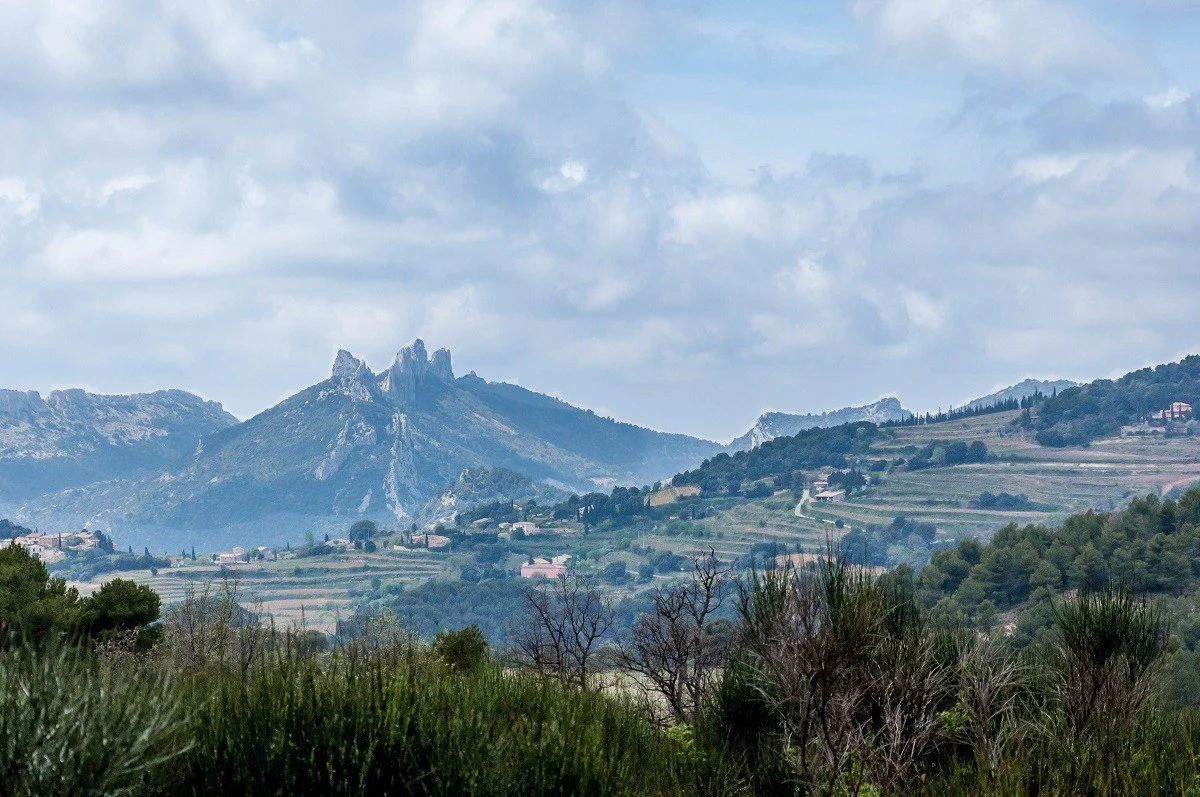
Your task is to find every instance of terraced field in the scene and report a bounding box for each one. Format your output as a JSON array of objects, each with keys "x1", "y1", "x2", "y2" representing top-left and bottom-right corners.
[
  {"x1": 70, "y1": 547, "x2": 454, "y2": 631},
  {"x1": 640, "y1": 412, "x2": 1200, "y2": 562},
  {"x1": 804, "y1": 411, "x2": 1200, "y2": 541}
]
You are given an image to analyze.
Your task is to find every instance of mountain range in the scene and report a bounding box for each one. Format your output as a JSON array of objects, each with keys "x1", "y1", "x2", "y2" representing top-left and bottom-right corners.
[
  {"x1": 1, "y1": 341, "x2": 1090, "y2": 547},
  {"x1": 0, "y1": 389, "x2": 236, "y2": 503},
  {"x1": 11, "y1": 341, "x2": 719, "y2": 546}
]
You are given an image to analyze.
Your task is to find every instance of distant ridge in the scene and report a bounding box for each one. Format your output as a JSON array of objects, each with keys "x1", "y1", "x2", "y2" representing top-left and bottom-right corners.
[
  {"x1": 0, "y1": 388, "x2": 237, "y2": 499},
  {"x1": 727, "y1": 398, "x2": 912, "y2": 452},
  {"x1": 963, "y1": 379, "x2": 1078, "y2": 413}
]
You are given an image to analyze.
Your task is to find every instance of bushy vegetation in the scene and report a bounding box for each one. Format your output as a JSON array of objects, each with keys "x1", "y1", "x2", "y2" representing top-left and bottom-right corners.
[
  {"x1": 1035, "y1": 354, "x2": 1200, "y2": 446},
  {"x1": 674, "y1": 422, "x2": 879, "y2": 494},
  {"x1": 0, "y1": 543, "x2": 160, "y2": 646},
  {"x1": 915, "y1": 491, "x2": 1200, "y2": 639},
  {"x1": 906, "y1": 439, "x2": 988, "y2": 470},
  {"x1": 56, "y1": 549, "x2": 173, "y2": 581},
  {"x1": 0, "y1": 638, "x2": 697, "y2": 796},
  {"x1": 168, "y1": 645, "x2": 689, "y2": 796},
  {"x1": 356, "y1": 577, "x2": 533, "y2": 644},
  {"x1": 0, "y1": 643, "x2": 191, "y2": 795},
  {"x1": 841, "y1": 516, "x2": 938, "y2": 567},
  {"x1": 969, "y1": 491, "x2": 1036, "y2": 511}
]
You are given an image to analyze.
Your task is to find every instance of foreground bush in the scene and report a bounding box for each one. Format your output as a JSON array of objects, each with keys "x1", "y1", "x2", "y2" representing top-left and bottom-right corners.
[{"x1": 688, "y1": 563, "x2": 1195, "y2": 797}]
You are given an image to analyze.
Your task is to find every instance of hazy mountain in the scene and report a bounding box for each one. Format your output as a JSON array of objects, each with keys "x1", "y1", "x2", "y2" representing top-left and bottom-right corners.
[
  {"x1": 963, "y1": 379, "x2": 1078, "y2": 412},
  {"x1": 728, "y1": 398, "x2": 911, "y2": 452},
  {"x1": 416, "y1": 467, "x2": 570, "y2": 527},
  {"x1": 0, "y1": 388, "x2": 237, "y2": 502},
  {"x1": 19, "y1": 341, "x2": 718, "y2": 546}
]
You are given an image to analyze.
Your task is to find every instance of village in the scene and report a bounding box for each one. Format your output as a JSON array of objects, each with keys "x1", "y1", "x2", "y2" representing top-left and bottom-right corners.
[{"x1": 0, "y1": 527, "x2": 102, "y2": 565}]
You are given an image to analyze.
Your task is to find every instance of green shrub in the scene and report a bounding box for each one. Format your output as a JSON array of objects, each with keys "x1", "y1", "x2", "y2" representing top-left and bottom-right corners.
[{"x1": 432, "y1": 625, "x2": 489, "y2": 671}]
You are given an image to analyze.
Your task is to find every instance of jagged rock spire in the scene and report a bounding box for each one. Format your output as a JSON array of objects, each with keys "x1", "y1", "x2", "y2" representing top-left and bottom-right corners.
[
  {"x1": 430, "y1": 348, "x2": 454, "y2": 382},
  {"x1": 331, "y1": 350, "x2": 370, "y2": 381},
  {"x1": 380, "y1": 339, "x2": 453, "y2": 405},
  {"x1": 330, "y1": 350, "x2": 376, "y2": 401}
]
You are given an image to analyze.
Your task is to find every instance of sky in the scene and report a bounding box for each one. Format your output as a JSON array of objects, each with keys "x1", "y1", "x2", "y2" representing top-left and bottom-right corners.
[{"x1": 2, "y1": 0, "x2": 1200, "y2": 443}]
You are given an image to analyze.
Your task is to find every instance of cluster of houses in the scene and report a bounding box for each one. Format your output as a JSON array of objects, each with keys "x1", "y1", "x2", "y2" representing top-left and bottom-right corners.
[
  {"x1": 212, "y1": 545, "x2": 277, "y2": 565},
  {"x1": 0, "y1": 529, "x2": 102, "y2": 564}
]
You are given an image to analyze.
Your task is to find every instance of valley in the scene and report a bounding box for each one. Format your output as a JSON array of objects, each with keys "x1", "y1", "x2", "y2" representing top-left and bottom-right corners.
[{"x1": 62, "y1": 408, "x2": 1200, "y2": 634}]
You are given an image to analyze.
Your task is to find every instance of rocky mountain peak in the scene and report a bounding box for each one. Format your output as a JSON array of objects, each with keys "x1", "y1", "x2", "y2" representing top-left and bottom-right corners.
[
  {"x1": 728, "y1": 396, "x2": 912, "y2": 452},
  {"x1": 380, "y1": 339, "x2": 453, "y2": 405},
  {"x1": 331, "y1": 350, "x2": 371, "y2": 381},
  {"x1": 331, "y1": 350, "x2": 376, "y2": 401}
]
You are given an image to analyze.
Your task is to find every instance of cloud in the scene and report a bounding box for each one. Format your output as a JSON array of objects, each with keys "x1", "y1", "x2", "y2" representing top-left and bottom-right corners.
[
  {"x1": 850, "y1": 0, "x2": 1133, "y2": 79},
  {"x1": 0, "y1": 0, "x2": 1197, "y2": 441}
]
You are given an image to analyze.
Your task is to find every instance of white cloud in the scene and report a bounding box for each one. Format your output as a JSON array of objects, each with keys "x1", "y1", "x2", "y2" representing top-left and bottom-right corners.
[
  {"x1": 851, "y1": 0, "x2": 1131, "y2": 78},
  {"x1": 1145, "y1": 86, "x2": 1190, "y2": 109}
]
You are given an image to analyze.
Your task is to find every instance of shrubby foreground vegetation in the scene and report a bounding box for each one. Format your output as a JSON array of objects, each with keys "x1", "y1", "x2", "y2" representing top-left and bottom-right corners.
[{"x1": 10, "y1": 494, "x2": 1200, "y2": 794}]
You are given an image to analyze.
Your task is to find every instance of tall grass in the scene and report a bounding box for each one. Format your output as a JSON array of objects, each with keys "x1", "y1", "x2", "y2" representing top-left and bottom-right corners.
[
  {"x1": 6, "y1": 572, "x2": 1200, "y2": 796},
  {"x1": 157, "y1": 643, "x2": 692, "y2": 796},
  {"x1": 926, "y1": 708, "x2": 1200, "y2": 796},
  {"x1": 0, "y1": 643, "x2": 190, "y2": 797},
  {"x1": 1, "y1": 637, "x2": 698, "y2": 796}
]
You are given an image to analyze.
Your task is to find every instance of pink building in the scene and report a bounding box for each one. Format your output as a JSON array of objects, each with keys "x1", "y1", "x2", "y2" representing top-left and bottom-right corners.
[{"x1": 520, "y1": 558, "x2": 568, "y2": 579}]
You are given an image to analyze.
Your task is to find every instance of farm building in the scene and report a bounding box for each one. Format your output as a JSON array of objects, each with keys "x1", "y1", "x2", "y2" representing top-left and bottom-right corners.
[{"x1": 521, "y1": 557, "x2": 569, "y2": 579}]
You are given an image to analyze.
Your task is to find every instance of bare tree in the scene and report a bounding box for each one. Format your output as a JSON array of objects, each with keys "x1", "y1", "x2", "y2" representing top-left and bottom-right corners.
[
  {"x1": 616, "y1": 551, "x2": 732, "y2": 723},
  {"x1": 163, "y1": 572, "x2": 267, "y2": 673},
  {"x1": 510, "y1": 574, "x2": 613, "y2": 690}
]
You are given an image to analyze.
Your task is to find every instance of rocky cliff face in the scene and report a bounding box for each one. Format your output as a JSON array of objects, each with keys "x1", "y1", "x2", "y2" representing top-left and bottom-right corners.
[
  {"x1": 0, "y1": 388, "x2": 237, "y2": 500},
  {"x1": 18, "y1": 340, "x2": 719, "y2": 547},
  {"x1": 728, "y1": 397, "x2": 912, "y2": 452}
]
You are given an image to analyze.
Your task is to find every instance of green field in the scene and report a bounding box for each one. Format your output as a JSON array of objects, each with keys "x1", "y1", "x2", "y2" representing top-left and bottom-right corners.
[{"x1": 70, "y1": 547, "x2": 455, "y2": 631}]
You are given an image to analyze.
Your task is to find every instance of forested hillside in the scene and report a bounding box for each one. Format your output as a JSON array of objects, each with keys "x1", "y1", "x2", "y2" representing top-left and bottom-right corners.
[
  {"x1": 915, "y1": 487, "x2": 1200, "y2": 703},
  {"x1": 1035, "y1": 355, "x2": 1200, "y2": 446},
  {"x1": 673, "y1": 422, "x2": 880, "y2": 493}
]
